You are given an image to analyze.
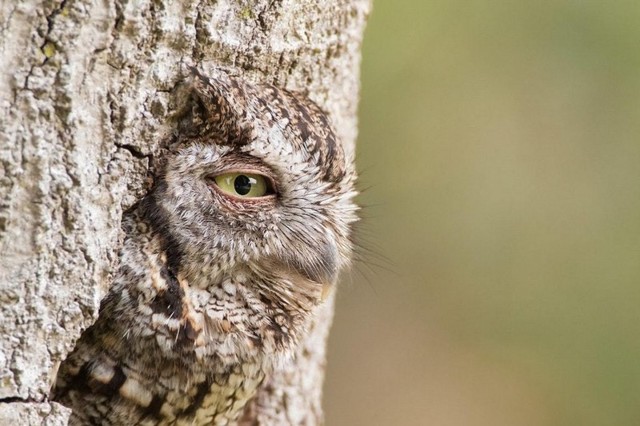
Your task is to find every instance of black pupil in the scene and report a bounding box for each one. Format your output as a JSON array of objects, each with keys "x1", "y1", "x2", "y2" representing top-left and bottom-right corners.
[{"x1": 234, "y1": 175, "x2": 252, "y2": 195}]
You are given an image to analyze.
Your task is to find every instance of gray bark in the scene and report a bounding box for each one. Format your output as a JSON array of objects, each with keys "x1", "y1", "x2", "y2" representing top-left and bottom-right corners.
[{"x1": 0, "y1": 0, "x2": 369, "y2": 424}]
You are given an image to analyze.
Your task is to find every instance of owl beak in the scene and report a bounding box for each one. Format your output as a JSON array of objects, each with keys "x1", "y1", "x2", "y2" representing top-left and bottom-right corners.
[
  {"x1": 320, "y1": 282, "x2": 334, "y2": 302},
  {"x1": 285, "y1": 240, "x2": 338, "y2": 298}
]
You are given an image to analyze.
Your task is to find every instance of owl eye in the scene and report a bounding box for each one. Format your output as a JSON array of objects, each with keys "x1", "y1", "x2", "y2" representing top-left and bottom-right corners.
[{"x1": 213, "y1": 172, "x2": 275, "y2": 198}]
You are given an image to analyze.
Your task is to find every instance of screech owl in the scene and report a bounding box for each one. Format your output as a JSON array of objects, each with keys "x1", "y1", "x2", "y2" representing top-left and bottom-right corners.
[{"x1": 52, "y1": 70, "x2": 358, "y2": 425}]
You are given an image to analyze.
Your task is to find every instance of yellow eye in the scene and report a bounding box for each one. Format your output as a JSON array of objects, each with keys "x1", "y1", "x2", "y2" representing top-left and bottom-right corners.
[{"x1": 213, "y1": 173, "x2": 274, "y2": 198}]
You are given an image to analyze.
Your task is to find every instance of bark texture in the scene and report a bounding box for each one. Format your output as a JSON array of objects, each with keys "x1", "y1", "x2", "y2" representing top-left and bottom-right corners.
[{"x1": 0, "y1": 0, "x2": 369, "y2": 424}]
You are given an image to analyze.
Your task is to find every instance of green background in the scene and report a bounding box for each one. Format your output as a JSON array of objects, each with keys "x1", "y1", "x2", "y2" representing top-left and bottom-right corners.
[{"x1": 325, "y1": 1, "x2": 640, "y2": 425}]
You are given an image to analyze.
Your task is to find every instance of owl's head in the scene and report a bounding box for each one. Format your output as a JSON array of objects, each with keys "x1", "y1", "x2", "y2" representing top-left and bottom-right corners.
[{"x1": 139, "y1": 71, "x2": 357, "y2": 360}]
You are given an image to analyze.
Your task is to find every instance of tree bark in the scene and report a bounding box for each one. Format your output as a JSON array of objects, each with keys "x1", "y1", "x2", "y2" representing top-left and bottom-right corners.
[{"x1": 0, "y1": 0, "x2": 369, "y2": 424}]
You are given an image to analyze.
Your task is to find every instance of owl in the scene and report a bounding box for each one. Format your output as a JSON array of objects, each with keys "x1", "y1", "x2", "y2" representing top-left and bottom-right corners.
[{"x1": 52, "y1": 70, "x2": 358, "y2": 425}]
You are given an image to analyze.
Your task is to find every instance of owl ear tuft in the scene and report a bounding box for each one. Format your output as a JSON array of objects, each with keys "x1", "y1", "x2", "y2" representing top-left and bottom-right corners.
[{"x1": 171, "y1": 69, "x2": 252, "y2": 146}]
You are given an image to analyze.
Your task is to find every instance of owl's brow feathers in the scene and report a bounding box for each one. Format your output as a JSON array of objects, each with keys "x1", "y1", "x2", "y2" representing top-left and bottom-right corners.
[{"x1": 180, "y1": 70, "x2": 346, "y2": 182}]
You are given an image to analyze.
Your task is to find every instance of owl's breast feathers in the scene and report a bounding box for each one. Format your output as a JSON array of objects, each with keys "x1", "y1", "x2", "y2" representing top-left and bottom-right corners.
[{"x1": 53, "y1": 213, "x2": 277, "y2": 425}]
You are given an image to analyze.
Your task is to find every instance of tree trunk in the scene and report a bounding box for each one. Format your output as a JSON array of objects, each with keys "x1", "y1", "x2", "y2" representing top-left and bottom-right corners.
[{"x1": 0, "y1": 0, "x2": 369, "y2": 424}]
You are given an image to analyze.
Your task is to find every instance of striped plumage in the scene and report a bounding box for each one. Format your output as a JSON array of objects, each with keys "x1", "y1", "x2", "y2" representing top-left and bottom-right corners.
[{"x1": 52, "y1": 70, "x2": 358, "y2": 425}]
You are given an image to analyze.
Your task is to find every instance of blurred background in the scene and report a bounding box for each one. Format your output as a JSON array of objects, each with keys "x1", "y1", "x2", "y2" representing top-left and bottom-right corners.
[{"x1": 324, "y1": 1, "x2": 640, "y2": 425}]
